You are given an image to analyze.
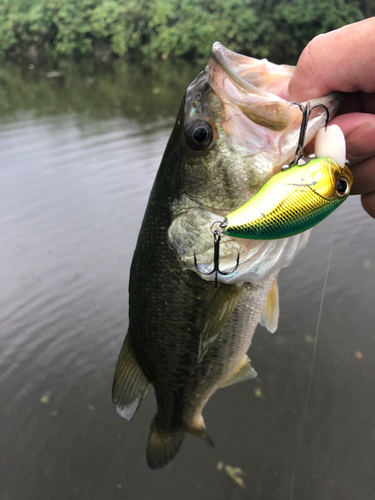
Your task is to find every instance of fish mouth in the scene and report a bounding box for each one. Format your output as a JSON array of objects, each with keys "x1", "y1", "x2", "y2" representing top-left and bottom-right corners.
[
  {"x1": 210, "y1": 42, "x2": 267, "y2": 96},
  {"x1": 208, "y1": 42, "x2": 342, "y2": 133},
  {"x1": 208, "y1": 42, "x2": 299, "y2": 133},
  {"x1": 209, "y1": 42, "x2": 293, "y2": 99}
]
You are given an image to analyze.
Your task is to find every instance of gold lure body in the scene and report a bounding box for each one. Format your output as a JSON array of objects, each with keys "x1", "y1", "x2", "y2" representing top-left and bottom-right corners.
[{"x1": 224, "y1": 158, "x2": 353, "y2": 240}]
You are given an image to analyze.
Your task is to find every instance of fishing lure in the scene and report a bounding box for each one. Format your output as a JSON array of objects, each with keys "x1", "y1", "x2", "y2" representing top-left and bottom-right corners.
[
  {"x1": 223, "y1": 102, "x2": 353, "y2": 240},
  {"x1": 195, "y1": 102, "x2": 353, "y2": 285},
  {"x1": 222, "y1": 155, "x2": 353, "y2": 240}
]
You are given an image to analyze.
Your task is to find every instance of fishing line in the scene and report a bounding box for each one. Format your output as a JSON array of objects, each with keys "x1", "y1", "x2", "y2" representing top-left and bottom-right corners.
[{"x1": 289, "y1": 223, "x2": 335, "y2": 500}]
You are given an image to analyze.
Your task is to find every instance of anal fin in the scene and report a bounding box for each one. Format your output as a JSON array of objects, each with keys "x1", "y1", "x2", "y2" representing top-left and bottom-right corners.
[
  {"x1": 220, "y1": 354, "x2": 257, "y2": 388},
  {"x1": 112, "y1": 334, "x2": 150, "y2": 421},
  {"x1": 187, "y1": 414, "x2": 214, "y2": 447},
  {"x1": 259, "y1": 278, "x2": 279, "y2": 333}
]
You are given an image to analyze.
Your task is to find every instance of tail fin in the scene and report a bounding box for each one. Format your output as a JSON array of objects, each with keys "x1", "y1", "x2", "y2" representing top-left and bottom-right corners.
[{"x1": 146, "y1": 419, "x2": 185, "y2": 469}]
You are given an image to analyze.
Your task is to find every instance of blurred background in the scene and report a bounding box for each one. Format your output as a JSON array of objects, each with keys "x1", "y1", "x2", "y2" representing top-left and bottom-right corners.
[
  {"x1": 1, "y1": 2, "x2": 375, "y2": 500},
  {"x1": 0, "y1": 0, "x2": 374, "y2": 64}
]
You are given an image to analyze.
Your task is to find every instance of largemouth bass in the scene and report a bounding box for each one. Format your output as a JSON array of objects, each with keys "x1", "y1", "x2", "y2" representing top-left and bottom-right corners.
[{"x1": 112, "y1": 43, "x2": 342, "y2": 469}]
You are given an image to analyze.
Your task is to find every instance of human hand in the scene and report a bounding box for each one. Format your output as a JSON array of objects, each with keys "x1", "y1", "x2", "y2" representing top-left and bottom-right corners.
[{"x1": 288, "y1": 17, "x2": 375, "y2": 219}]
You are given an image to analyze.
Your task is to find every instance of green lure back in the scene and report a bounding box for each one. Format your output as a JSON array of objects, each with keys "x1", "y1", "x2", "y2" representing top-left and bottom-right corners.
[{"x1": 223, "y1": 158, "x2": 353, "y2": 240}]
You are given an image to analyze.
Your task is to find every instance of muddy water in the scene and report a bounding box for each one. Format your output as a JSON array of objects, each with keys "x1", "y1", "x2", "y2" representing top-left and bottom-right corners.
[{"x1": 1, "y1": 61, "x2": 375, "y2": 500}]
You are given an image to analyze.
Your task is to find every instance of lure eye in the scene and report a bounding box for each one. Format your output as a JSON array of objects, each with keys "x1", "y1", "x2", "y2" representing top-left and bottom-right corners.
[
  {"x1": 335, "y1": 177, "x2": 349, "y2": 196},
  {"x1": 185, "y1": 119, "x2": 213, "y2": 151}
]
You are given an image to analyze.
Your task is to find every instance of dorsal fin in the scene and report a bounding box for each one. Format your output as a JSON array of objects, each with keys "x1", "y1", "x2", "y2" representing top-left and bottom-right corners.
[
  {"x1": 220, "y1": 354, "x2": 257, "y2": 388},
  {"x1": 112, "y1": 334, "x2": 150, "y2": 421},
  {"x1": 198, "y1": 283, "x2": 244, "y2": 362},
  {"x1": 259, "y1": 278, "x2": 279, "y2": 333}
]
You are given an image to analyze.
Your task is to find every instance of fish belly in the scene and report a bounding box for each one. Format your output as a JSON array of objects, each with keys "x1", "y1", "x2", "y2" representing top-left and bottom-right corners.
[{"x1": 130, "y1": 260, "x2": 275, "y2": 428}]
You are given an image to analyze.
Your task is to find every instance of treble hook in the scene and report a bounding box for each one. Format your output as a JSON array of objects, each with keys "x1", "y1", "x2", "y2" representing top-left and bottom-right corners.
[
  {"x1": 194, "y1": 220, "x2": 240, "y2": 287},
  {"x1": 289, "y1": 101, "x2": 330, "y2": 167}
]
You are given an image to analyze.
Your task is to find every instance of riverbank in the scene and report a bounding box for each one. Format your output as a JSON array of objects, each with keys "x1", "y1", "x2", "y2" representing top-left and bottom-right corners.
[{"x1": 0, "y1": 0, "x2": 370, "y2": 64}]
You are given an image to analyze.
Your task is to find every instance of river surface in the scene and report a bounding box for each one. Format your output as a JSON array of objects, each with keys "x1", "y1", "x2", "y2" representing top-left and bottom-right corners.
[{"x1": 1, "y1": 60, "x2": 375, "y2": 500}]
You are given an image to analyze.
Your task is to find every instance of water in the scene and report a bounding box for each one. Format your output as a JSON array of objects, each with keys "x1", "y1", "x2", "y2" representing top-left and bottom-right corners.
[{"x1": 1, "y1": 61, "x2": 375, "y2": 500}]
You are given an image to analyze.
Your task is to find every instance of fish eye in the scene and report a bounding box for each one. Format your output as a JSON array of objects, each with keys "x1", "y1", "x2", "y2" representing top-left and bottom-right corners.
[
  {"x1": 185, "y1": 119, "x2": 213, "y2": 151},
  {"x1": 335, "y1": 177, "x2": 349, "y2": 196}
]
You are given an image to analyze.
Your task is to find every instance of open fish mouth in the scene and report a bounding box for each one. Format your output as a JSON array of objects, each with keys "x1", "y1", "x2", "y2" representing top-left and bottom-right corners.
[
  {"x1": 210, "y1": 42, "x2": 295, "y2": 96},
  {"x1": 206, "y1": 42, "x2": 342, "y2": 163}
]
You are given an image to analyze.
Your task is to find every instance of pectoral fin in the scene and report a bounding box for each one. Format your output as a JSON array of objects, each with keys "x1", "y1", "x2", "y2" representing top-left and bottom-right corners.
[
  {"x1": 220, "y1": 354, "x2": 258, "y2": 388},
  {"x1": 259, "y1": 278, "x2": 279, "y2": 333},
  {"x1": 198, "y1": 283, "x2": 244, "y2": 363},
  {"x1": 112, "y1": 334, "x2": 150, "y2": 421}
]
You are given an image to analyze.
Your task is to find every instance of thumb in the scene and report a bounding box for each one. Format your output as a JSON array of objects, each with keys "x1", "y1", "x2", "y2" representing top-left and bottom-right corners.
[{"x1": 288, "y1": 18, "x2": 375, "y2": 102}]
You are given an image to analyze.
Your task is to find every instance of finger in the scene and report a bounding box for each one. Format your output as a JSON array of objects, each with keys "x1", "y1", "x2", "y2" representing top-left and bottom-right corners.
[
  {"x1": 288, "y1": 18, "x2": 375, "y2": 102},
  {"x1": 327, "y1": 91, "x2": 375, "y2": 115},
  {"x1": 330, "y1": 117, "x2": 375, "y2": 162},
  {"x1": 304, "y1": 116, "x2": 375, "y2": 163},
  {"x1": 360, "y1": 92, "x2": 375, "y2": 115},
  {"x1": 350, "y1": 156, "x2": 375, "y2": 195},
  {"x1": 339, "y1": 93, "x2": 362, "y2": 114},
  {"x1": 361, "y1": 192, "x2": 375, "y2": 219}
]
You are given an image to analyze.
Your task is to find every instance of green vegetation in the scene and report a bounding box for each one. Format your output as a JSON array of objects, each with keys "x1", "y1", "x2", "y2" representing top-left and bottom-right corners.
[{"x1": 0, "y1": 0, "x2": 371, "y2": 63}]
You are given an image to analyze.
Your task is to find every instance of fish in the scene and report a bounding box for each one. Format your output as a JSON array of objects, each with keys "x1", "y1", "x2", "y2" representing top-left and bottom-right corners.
[{"x1": 112, "y1": 42, "x2": 342, "y2": 469}]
